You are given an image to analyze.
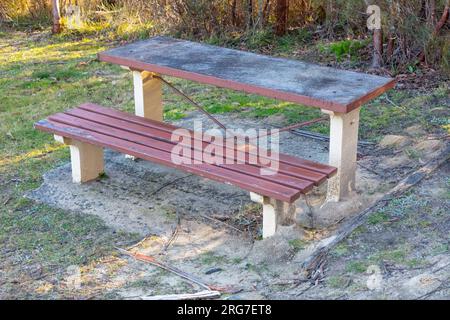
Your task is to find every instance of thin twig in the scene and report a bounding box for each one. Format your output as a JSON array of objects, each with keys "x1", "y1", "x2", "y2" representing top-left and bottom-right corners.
[
  {"x1": 385, "y1": 94, "x2": 407, "y2": 113},
  {"x1": 117, "y1": 247, "x2": 235, "y2": 293},
  {"x1": 427, "y1": 134, "x2": 450, "y2": 141},
  {"x1": 116, "y1": 247, "x2": 212, "y2": 291},
  {"x1": 200, "y1": 213, "x2": 244, "y2": 234},
  {"x1": 126, "y1": 235, "x2": 156, "y2": 252},
  {"x1": 2, "y1": 197, "x2": 11, "y2": 206},
  {"x1": 357, "y1": 162, "x2": 385, "y2": 177},
  {"x1": 295, "y1": 283, "x2": 315, "y2": 297},
  {"x1": 284, "y1": 128, "x2": 375, "y2": 146},
  {"x1": 161, "y1": 212, "x2": 181, "y2": 253},
  {"x1": 149, "y1": 174, "x2": 193, "y2": 196},
  {"x1": 141, "y1": 290, "x2": 221, "y2": 300}
]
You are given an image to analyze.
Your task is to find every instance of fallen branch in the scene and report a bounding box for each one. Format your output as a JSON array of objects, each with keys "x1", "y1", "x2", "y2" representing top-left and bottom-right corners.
[
  {"x1": 125, "y1": 235, "x2": 156, "y2": 252},
  {"x1": 416, "y1": 282, "x2": 450, "y2": 300},
  {"x1": 116, "y1": 247, "x2": 212, "y2": 291},
  {"x1": 427, "y1": 134, "x2": 450, "y2": 141},
  {"x1": 302, "y1": 144, "x2": 450, "y2": 274},
  {"x1": 357, "y1": 162, "x2": 385, "y2": 177},
  {"x1": 141, "y1": 290, "x2": 221, "y2": 300}
]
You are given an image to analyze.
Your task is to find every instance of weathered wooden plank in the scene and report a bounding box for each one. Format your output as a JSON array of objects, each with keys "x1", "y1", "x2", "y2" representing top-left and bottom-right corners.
[
  {"x1": 47, "y1": 112, "x2": 315, "y2": 192},
  {"x1": 98, "y1": 37, "x2": 396, "y2": 113},
  {"x1": 79, "y1": 103, "x2": 336, "y2": 177},
  {"x1": 69, "y1": 105, "x2": 329, "y2": 183},
  {"x1": 35, "y1": 119, "x2": 303, "y2": 202}
]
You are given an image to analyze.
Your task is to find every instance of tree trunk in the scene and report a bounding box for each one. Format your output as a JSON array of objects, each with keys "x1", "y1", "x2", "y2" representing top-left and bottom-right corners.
[
  {"x1": 52, "y1": 0, "x2": 61, "y2": 34},
  {"x1": 231, "y1": 0, "x2": 237, "y2": 26},
  {"x1": 428, "y1": 0, "x2": 437, "y2": 25},
  {"x1": 386, "y1": 33, "x2": 395, "y2": 62},
  {"x1": 262, "y1": 0, "x2": 271, "y2": 26},
  {"x1": 257, "y1": 0, "x2": 264, "y2": 28},
  {"x1": 372, "y1": 28, "x2": 383, "y2": 68},
  {"x1": 246, "y1": 0, "x2": 254, "y2": 30},
  {"x1": 419, "y1": 1, "x2": 450, "y2": 63},
  {"x1": 275, "y1": 0, "x2": 288, "y2": 36}
]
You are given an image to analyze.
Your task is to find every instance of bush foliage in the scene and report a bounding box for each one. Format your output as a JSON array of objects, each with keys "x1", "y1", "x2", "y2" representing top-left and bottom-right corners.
[{"x1": 0, "y1": 0, "x2": 448, "y2": 72}]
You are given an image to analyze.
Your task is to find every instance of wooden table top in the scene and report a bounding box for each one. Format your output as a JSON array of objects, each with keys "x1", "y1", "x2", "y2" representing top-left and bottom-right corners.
[{"x1": 98, "y1": 36, "x2": 396, "y2": 113}]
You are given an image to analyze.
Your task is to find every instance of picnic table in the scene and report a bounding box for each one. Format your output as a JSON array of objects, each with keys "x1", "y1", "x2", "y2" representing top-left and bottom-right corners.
[
  {"x1": 36, "y1": 36, "x2": 396, "y2": 238},
  {"x1": 98, "y1": 36, "x2": 395, "y2": 201}
]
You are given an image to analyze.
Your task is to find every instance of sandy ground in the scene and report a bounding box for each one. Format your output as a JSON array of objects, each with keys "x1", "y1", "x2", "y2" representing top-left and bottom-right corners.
[{"x1": 25, "y1": 112, "x2": 449, "y2": 299}]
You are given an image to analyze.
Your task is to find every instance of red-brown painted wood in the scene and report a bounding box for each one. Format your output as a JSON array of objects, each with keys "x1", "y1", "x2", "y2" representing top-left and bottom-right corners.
[
  {"x1": 97, "y1": 36, "x2": 396, "y2": 113},
  {"x1": 68, "y1": 106, "x2": 329, "y2": 184},
  {"x1": 35, "y1": 104, "x2": 339, "y2": 202},
  {"x1": 79, "y1": 103, "x2": 336, "y2": 177},
  {"x1": 48, "y1": 112, "x2": 314, "y2": 191},
  {"x1": 35, "y1": 119, "x2": 302, "y2": 202}
]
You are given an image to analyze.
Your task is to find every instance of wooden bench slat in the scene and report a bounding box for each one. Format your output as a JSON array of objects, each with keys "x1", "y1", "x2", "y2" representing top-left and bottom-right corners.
[
  {"x1": 66, "y1": 107, "x2": 328, "y2": 184},
  {"x1": 48, "y1": 112, "x2": 315, "y2": 192},
  {"x1": 78, "y1": 103, "x2": 336, "y2": 177},
  {"x1": 36, "y1": 119, "x2": 303, "y2": 202}
]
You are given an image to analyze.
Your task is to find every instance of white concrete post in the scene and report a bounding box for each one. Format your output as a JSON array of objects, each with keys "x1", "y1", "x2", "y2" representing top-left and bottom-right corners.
[
  {"x1": 322, "y1": 107, "x2": 361, "y2": 201},
  {"x1": 54, "y1": 135, "x2": 104, "y2": 183},
  {"x1": 250, "y1": 192, "x2": 295, "y2": 238},
  {"x1": 132, "y1": 70, "x2": 163, "y2": 121}
]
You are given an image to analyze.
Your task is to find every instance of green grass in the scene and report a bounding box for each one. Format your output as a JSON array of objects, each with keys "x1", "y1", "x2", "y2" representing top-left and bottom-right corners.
[
  {"x1": 318, "y1": 39, "x2": 369, "y2": 62},
  {"x1": 0, "y1": 152, "x2": 140, "y2": 298},
  {"x1": 0, "y1": 31, "x2": 143, "y2": 297},
  {"x1": 345, "y1": 260, "x2": 368, "y2": 273},
  {"x1": 332, "y1": 244, "x2": 349, "y2": 257},
  {"x1": 367, "y1": 212, "x2": 390, "y2": 225},
  {"x1": 369, "y1": 247, "x2": 409, "y2": 265},
  {"x1": 327, "y1": 275, "x2": 349, "y2": 289},
  {"x1": 198, "y1": 251, "x2": 228, "y2": 265},
  {"x1": 0, "y1": 27, "x2": 448, "y2": 297},
  {"x1": 0, "y1": 199, "x2": 135, "y2": 267},
  {"x1": 289, "y1": 238, "x2": 308, "y2": 252}
]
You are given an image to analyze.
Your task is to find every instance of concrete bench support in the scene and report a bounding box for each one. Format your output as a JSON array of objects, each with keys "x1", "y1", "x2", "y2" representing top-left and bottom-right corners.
[
  {"x1": 132, "y1": 70, "x2": 163, "y2": 121},
  {"x1": 54, "y1": 135, "x2": 104, "y2": 183},
  {"x1": 322, "y1": 107, "x2": 361, "y2": 201},
  {"x1": 250, "y1": 192, "x2": 296, "y2": 238}
]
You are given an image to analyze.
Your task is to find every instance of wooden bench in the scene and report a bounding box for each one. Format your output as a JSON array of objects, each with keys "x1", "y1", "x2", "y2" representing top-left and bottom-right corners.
[
  {"x1": 98, "y1": 36, "x2": 395, "y2": 202},
  {"x1": 35, "y1": 37, "x2": 395, "y2": 238},
  {"x1": 35, "y1": 103, "x2": 336, "y2": 238}
]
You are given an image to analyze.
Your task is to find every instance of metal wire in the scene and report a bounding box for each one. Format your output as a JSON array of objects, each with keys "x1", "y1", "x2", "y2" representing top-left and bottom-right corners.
[
  {"x1": 153, "y1": 75, "x2": 227, "y2": 130},
  {"x1": 256, "y1": 116, "x2": 328, "y2": 139},
  {"x1": 154, "y1": 74, "x2": 328, "y2": 138}
]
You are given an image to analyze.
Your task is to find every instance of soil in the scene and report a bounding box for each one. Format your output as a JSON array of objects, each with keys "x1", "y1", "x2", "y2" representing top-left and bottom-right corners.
[{"x1": 23, "y1": 112, "x2": 449, "y2": 300}]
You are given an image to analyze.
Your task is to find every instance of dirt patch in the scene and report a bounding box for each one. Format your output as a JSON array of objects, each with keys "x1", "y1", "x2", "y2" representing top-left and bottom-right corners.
[
  {"x1": 22, "y1": 112, "x2": 449, "y2": 299},
  {"x1": 27, "y1": 150, "x2": 250, "y2": 237}
]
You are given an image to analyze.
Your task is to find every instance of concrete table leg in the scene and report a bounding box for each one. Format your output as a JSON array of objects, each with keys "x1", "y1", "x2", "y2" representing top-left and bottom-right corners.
[
  {"x1": 126, "y1": 70, "x2": 164, "y2": 160},
  {"x1": 132, "y1": 70, "x2": 163, "y2": 121},
  {"x1": 322, "y1": 107, "x2": 361, "y2": 201}
]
